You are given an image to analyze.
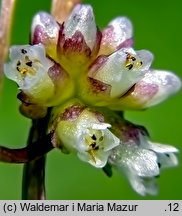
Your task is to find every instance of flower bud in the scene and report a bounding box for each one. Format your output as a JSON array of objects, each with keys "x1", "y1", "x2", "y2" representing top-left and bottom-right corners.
[
  {"x1": 64, "y1": 4, "x2": 97, "y2": 51},
  {"x1": 110, "y1": 69, "x2": 181, "y2": 110},
  {"x1": 57, "y1": 4, "x2": 101, "y2": 74},
  {"x1": 31, "y1": 12, "x2": 60, "y2": 61},
  {"x1": 99, "y1": 17, "x2": 133, "y2": 55}
]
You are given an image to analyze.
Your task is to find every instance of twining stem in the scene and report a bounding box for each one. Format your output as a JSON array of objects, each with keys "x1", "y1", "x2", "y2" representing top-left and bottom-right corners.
[
  {"x1": 0, "y1": 0, "x2": 16, "y2": 87},
  {"x1": 0, "y1": 133, "x2": 54, "y2": 163}
]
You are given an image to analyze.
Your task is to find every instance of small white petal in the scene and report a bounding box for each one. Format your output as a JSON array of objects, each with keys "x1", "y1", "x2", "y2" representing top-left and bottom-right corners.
[
  {"x1": 126, "y1": 171, "x2": 158, "y2": 196},
  {"x1": 129, "y1": 149, "x2": 159, "y2": 177},
  {"x1": 135, "y1": 50, "x2": 154, "y2": 71},
  {"x1": 108, "y1": 17, "x2": 133, "y2": 45},
  {"x1": 157, "y1": 153, "x2": 178, "y2": 168},
  {"x1": 91, "y1": 123, "x2": 111, "y2": 130},
  {"x1": 64, "y1": 4, "x2": 97, "y2": 50},
  {"x1": 115, "y1": 145, "x2": 159, "y2": 177},
  {"x1": 143, "y1": 70, "x2": 181, "y2": 107},
  {"x1": 89, "y1": 48, "x2": 153, "y2": 97},
  {"x1": 78, "y1": 150, "x2": 109, "y2": 168},
  {"x1": 99, "y1": 17, "x2": 133, "y2": 55},
  {"x1": 103, "y1": 129, "x2": 120, "y2": 151},
  {"x1": 148, "y1": 141, "x2": 178, "y2": 153}
]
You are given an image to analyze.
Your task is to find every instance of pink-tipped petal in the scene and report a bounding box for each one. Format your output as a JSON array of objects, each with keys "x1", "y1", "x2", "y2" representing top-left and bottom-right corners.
[
  {"x1": 57, "y1": 5, "x2": 101, "y2": 74},
  {"x1": 115, "y1": 69, "x2": 181, "y2": 110},
  {"x1": 143, "y1": 70, "x2": 181, "y2": 107},
  {"x1": 31, "y1": 12, "x2": 60, "y2": 59},
  {"x1": 99, "y1": 17, "x2": 133, "y2": 55},
  {"x1": 64, "y1": 4, "x2": 97, "y2": 50}
]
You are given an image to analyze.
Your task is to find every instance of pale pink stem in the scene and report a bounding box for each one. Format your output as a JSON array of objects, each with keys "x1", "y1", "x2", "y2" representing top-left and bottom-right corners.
[
  {"x1": 51, "y1": 0, "x2": 81, "y2": 23},
  {"x1": 0, "y1": 0, "x2": 16, "y2": 87}
]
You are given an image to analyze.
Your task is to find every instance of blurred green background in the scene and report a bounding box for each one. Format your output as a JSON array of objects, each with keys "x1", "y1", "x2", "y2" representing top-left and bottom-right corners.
[{"x1": 0, "y1": 0, "x2": 181, "y2": 199}]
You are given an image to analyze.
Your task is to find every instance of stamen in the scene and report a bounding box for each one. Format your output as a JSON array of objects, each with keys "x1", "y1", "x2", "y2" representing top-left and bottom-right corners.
[
  {"x1": 136, "y1": 61, "x2": 143, "y2": 67},
  {"x1": 90, "y1": 142, "x2": 99, "y2": 150},
  {"x1": 125, "y1": 53, "x2": 135, "y2": 70},
  {"x1": 26, "y1": 61, "x2": 33, "y2": 67},
  {"x1": 18, "y1": 67, "x2": 36, "y2": 76},
  {"x1": 88, "y1": 149, "x2": 96, "y2": 163},
  {"x1": 94, "y1": 146, "x2": 99, "y2": 150},
  {"x1": 91, "y1": 134, "x2": 97, "y2": 140},
  {"x1": 16, "y1": 55, "x2": 39, "y2": 76},
  {"x1": 126, "y1": 63, "x2": 133, "y2": 70},
  {"x1": 17, "y1": 61, "x2": 21, "y2": 66},
  {"x1": 90, "y1": 142, "x2": 96, "y2": 148},
  {"x1": 21, "y1": 49, "x2": 27, "y2": 54},
  {"x1": 16, "y1": 66, "x2": 20, "y2": 72},
  {"x1": 131, "y1": 56, "x2": 136, "y2": 61},
  {"x1": 125, "y1": 52, "x2": 143, "y2": 70},
  {"x1": 20, "y1": 68, "x2": 28, "y2": 75}
]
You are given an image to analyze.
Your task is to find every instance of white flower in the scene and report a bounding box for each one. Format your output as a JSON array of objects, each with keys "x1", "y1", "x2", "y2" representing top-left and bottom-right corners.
[
  {"x1": 88, "y1": 47, "x2": 153, "y2": 97},
  {"x1": 4, "y1": 44, "x2": 54, "y2": 102},
  {"x1": 109, "y1": 126, "x2": 178, "y2": 196},
  {"x1": 56, "y1": 109, "x2": 120, "y2": 168}
]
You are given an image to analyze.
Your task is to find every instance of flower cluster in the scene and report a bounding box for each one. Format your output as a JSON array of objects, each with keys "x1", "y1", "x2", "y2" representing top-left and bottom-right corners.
[{"x1": 4, "y1": 4, "x2": 181, "y2": 195}]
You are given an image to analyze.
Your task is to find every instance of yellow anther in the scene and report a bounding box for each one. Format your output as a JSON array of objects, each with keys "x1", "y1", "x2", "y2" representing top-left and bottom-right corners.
[
  {"x1": 136, "y1": 61, "x2": 143, "y2": 68},
  {"x1": 125, "y1": 52, "x2": 143, "y2": 70},
  {"x1": 19, "y1": 68, "x2": 28, "y2": 75},
  {"x1": 125, "y1": 53, "x2": 135, "y2": 70},
  {"x1": 19, "y1": 67, "x2": 36, "y2": 76},
  {"x1": 125, "y1": 62, "x2": 133, "y2": 70}
]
